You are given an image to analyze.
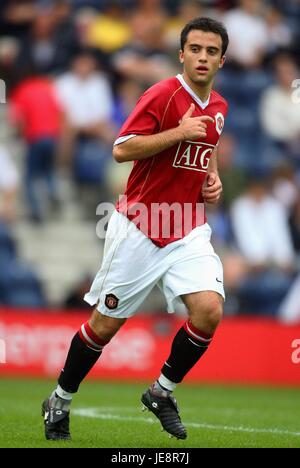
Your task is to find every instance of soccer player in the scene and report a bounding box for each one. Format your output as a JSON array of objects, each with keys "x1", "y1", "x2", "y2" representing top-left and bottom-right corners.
[{"x1": 42, "y1": 17, "x2": 229, "y2": 441}]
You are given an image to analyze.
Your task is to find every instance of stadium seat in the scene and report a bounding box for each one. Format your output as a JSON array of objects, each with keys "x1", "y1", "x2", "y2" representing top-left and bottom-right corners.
[
  {"x1": 0, "y1": 222, "x2": 17, "y2": 262},
  {"x1": 0, "y1": 259, "x2": 47, "y2": 307},
  {"x1": 73, "y1": 138, "x2": 110, "y2": 184}
]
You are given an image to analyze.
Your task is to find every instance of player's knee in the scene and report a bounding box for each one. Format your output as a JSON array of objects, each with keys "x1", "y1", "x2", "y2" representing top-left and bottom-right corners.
[
  {"x1": 190, "y1": 299, "x2": 223, "y2": 334},
  {"x1": 89, "y1": 309, "x2": 126, "y2": 341},
  {"x1": 206, "y1": 302, "x2": 223, "y2": 330}
]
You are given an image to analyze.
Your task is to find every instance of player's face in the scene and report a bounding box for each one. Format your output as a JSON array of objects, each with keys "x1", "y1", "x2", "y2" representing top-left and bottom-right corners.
[{"x1": 180, "y1": 30, "x2": 225, "y2": 87}]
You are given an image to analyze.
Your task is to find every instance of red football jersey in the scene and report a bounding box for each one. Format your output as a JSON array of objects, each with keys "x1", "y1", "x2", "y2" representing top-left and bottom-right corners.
[{"x1": 116, "y1": 74, "x2": 228, "y2": 247}]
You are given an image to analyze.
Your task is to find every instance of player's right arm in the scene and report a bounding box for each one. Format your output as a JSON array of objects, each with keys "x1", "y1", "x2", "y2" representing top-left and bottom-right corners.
[{"x1": 113, "y1": 103, "x2": 214, "y2": 163}]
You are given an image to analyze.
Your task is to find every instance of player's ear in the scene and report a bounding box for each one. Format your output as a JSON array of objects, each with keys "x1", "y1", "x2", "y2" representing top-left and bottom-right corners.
[
  {"x1": 219, "y1": 55, "x2": 226, "y2": 68},
  {"x1": 179, "y1": 50, "x2": 184, "y2": 64}
]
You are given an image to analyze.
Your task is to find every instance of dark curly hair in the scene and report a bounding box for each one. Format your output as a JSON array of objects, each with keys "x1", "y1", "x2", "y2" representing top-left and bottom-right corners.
[{"x1": 181, "y1": 17, "x2": 229, "y2": 57}]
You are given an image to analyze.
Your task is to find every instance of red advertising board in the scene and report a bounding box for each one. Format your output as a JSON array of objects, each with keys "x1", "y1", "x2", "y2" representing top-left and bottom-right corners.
[{"x1": 0, "y1": 310, "x2": 299, "y2": 386}]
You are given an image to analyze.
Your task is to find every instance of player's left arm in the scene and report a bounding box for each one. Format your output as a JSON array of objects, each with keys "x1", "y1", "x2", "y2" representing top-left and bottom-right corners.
[{"x1": 202, "y1": 147, "x2": 222, "y2": 204}]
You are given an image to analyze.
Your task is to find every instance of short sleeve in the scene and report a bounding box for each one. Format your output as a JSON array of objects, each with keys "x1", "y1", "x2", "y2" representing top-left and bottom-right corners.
[{"x1": 117, "y1": 83, "x2": 169, "y2": 139}]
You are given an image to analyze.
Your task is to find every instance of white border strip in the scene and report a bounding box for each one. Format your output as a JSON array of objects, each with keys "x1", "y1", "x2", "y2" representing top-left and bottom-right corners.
[
  {"x1": 114, "y1": 134, "x2": 137, "y2": 146},
  {"x1": 186, "y1": 323, "x2": 212, "y2": 343},
  {"x1": 176, "y1": 74, "x2": 210, "y2": 110},
  {"x1": 81, "y1": 324, "x2": 101, "y2": 350}
]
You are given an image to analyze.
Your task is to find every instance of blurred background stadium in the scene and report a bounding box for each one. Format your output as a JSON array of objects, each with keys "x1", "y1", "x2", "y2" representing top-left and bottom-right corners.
[{"x1": 0, "y1": 0, "x2": 300, "y2": 398}]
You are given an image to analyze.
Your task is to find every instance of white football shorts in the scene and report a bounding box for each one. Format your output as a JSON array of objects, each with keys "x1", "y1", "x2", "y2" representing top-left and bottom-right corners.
[{"x1": 84, "y1": 210, "x2": 225, "y2": 318}]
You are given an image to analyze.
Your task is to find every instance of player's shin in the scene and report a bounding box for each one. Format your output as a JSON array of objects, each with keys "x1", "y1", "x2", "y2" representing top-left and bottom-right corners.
[
  {"x1": 53, "y1": 321, "x2": 110, "y2": 406},
  {"x1": 42, "y1": 322, "x2": 110, "y2": 440},
  {"x1": 160, "y1": 319, "x2": 213, "y2": 385}
]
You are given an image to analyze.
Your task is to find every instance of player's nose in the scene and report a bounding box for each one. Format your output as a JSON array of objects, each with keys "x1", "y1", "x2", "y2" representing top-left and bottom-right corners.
[{"x1": 198, "y1": 51, "x2": 208, "y2": 62}]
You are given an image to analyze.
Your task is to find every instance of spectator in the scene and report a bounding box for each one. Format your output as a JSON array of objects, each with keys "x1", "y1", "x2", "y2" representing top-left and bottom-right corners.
[
  {"x1": 0, "y1": 140, "x2": 47, "y2": 308},
  {"x1": 205, "y1": 133, "x2": 246, "y2": 252},
  {"x1": 278, "y1": 273, "x2": 300, "y2": 324},
  {"x1": 288, "y1": 194, "x2": 300, "y2": 254},
  {"x1": 51, "y1": 0, "x2": 80, "y2": 63},
  {"x1": 10, "y1": 71, "x2": 62, "y2": 223},
  {"x1": 272, "y1": 0, "x2": 300, "y2": 44},
  {"x1": 264, "y1": 6, "x2": 292, "y2": 58},
  {"x1": 112, "y1": 4, "x2": 175, "y2": 87},
  {"x1": 260, "y1": 53, "x2": 300, "y2": 169},
  {"x1": 0, "y1": 36, "x2": 21, "y2": 96},
  {"x1": 73, "y1": 7, "x2": 100, "y2": 47},
  {"x1": 16, "y1": 6, "x2": 78, "y2": 75},
  {"x1": 0, "y1": 0, "x2": 299, "y2": 314},
  {"x1": 0, "y1": 144, "x2": 19, "y2": 224},
  {"x1": 55, "y1": 50, "x2": 116, "y2": 214},
  {"x1": 206, "y1": 203, "x2": 231, "y2": 250},
  {"x1": 217, "y1": 132, "x2": 247, "y2": 209},
  {"x1": 230, "y1": 175, "x2": 295, "y2": 315},
  {"x1": 271, "y1": 164, "x2": 298, "y2": 212},
  {"x1": 112, "y1": 78, "x2": 143, "y2": 128},
  {"x1": 0, "y1": 0, "x2": 36, "y2": 39},
  {"x1": 55, "y1": 50, "x2": 115, "y2": 147},
  {"x1": 223, "y1": 0, "x2": 269, "y2": 68},
  {"x1": 86, "y1": 0, "x2": 131, "y2": 53},
  {"x1": 231, "y1": 175, "x2": 295, "y2": 269},
  {"x1": 64, "y1": 275, "x2": 92, "y2": 310},
  {"x1": 165, "y1": 0, "x2": 205, "y2": 50},
  {"x1": 135, "y1": 0, "x2": 168, "y2": 19}
]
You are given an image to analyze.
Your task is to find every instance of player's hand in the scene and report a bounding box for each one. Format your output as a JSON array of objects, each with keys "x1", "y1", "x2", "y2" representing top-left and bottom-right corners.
[
  {"x1": 179, "y1": 103, "x2": 214, "y2": 141},
  {"x1": 202, "y1": 172, "x2": 222, "y2": 204}
]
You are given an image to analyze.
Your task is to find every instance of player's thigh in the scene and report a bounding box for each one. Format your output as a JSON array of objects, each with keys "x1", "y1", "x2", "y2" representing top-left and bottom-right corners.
[{"x1": 162, "y1": 249, "x2": 225, "y2": 314}]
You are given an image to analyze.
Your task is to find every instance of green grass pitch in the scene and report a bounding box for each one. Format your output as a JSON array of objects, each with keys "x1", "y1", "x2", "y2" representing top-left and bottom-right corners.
[{"x1": 0, "y1": 378, "x2": 299, "y2": 448}]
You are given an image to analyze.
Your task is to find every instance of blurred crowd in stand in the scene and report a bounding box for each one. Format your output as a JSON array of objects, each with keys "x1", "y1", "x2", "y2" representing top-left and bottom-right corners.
[{"x1": 0, "y1": 0, "x2": 300, "y2": 322}]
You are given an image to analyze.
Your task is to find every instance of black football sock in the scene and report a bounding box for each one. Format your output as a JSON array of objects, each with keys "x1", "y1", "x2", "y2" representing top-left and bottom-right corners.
[
  {"x1": 161, "y1": 320, "x2": 213, "y2": 383},
  {"x1": 58, "y1": 322, "x2": 109, "y2": 393}
]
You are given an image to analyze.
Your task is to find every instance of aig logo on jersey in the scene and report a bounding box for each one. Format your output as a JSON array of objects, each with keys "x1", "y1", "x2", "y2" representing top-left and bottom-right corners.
[
  {"x1": 173, "y1": 141, "x2": 214, "y2": 173},
  {"x1": 215, "y1": 112, "x2": 224, "y2": 135}
]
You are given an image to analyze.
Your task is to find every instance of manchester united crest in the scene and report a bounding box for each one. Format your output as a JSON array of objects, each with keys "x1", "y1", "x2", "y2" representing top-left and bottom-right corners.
[
  {"x1": 215, "y1": 112, "x2": 224, "y2": 135},
  {"x1": 105, "y1": 293, "x2": 119, "y2": 310}
]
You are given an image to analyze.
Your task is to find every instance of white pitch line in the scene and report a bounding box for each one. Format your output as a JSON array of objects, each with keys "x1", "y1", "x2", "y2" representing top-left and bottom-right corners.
[{"x1": 73, "y1": 408, "x2": 300, "y2": 438}]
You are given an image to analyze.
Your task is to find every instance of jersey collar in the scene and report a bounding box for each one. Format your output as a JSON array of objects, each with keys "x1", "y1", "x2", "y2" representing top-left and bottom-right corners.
[{"x1": 176, "y1": 74, "x2": 210, "y2": 110}]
